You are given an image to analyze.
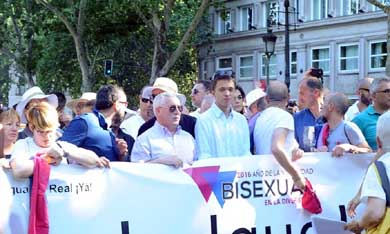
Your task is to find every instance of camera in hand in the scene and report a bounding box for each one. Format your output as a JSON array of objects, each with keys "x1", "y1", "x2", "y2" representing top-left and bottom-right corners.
[{"x1": 310, "y1": 68, "x2": 323, "y2": 78}]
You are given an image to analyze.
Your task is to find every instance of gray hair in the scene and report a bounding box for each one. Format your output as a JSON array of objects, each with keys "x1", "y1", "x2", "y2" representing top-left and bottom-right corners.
[
  {"x1": 370, "y1": 78, "x2": 390, "y2": 94},
  {"x1": 267, "y1": 81, "x2": 289, "y2": 102},
  {"x1": 328, "y1": 92, "x2": 349, "y2": 115},
  {"x1": 152, "y1": 92, "x2": 180, "y2": 113},
  {"x1": 377, "y1": 111, "x2": 390, "y2": 151}
]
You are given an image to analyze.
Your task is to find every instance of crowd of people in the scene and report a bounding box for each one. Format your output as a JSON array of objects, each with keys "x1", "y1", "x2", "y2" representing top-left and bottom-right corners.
[{"x1": 1, "y1": 68, "x2": 390, "y2": 234}]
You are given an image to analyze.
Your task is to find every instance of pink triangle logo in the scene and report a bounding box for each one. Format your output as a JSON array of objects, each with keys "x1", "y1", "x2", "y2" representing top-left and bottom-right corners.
[{"x1": 184, "y1": 166, "x2": 220, "y2": 202}]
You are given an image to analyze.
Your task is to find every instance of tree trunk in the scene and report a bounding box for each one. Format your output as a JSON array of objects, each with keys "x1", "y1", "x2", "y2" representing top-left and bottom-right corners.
[
  {"x1": 74, "y1": 35, "x2": 93, "y2": 92},
  {"x1": 158, "y1": 0, "x2": 210, "y2": 77}
]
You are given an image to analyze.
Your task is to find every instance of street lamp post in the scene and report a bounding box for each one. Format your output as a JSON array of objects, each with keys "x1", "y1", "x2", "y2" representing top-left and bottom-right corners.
[
  {"x1": 284, "y1": 0, "x2": 290, "y2": 90},
  {"x1": 262, "y1": 26, "x2": 277, "y2": 86}
]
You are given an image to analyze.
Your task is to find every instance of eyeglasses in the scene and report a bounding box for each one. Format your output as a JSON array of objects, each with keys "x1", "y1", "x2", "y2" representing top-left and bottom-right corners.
[
  {"x1": 377, "y1": 89, "x2": 390, "y2": 94},
  {"x1": 359, "y1": 88, "x2": 370, "y2": 93},
  {"x1": 168, "y1": 105, "x2": 183, "y2": 113},
  {"x1": 212, "y1": 70, "x2": 236, "y2": 80},
  {"x1": 141, "y1": 98, "x2": 153, "y2": 104}
]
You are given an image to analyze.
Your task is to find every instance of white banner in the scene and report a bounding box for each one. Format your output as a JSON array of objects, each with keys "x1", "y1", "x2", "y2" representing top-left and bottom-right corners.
[{"x1": 1, "y1": 152, "x2": 374, "y2": 234}]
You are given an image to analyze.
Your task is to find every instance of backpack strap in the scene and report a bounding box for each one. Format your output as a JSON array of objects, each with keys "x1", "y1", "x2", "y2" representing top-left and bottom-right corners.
[
  {"x1": 343, "y1": 123, "x2": 352, "y2": 144},
  {"x1": 374, "y1": 161, "x2": 390, "y2": 207}
]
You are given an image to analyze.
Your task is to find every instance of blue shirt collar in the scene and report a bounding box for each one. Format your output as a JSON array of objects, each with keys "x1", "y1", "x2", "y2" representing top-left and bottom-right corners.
[
  {"x1": 366, "y1": 105, "x2": 381, "y2": 115},
  {"x1": 210, "y1": 103, "x2": 233, "y2": 119}
]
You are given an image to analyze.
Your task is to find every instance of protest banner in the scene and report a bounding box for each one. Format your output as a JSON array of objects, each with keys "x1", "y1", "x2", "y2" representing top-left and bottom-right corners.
[{"x1": 1, "y1": 152, "x2": 373, "y2": 234}]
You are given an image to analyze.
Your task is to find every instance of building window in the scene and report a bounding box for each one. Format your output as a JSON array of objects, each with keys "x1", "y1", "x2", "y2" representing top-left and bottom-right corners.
[
  {"x1": 339, "y1": 44, "x2": 359, "y2": 72},
  {"x1": 218, "y1": 10, "x2": 232, "y2": 34},
  {"x1": 290, "y1": 51, "x2": 297, "y2": 77},
  {"x1": 261, "y1": 54, "x2": 277, "y2": 78},
  {"x1": 312, "y1": 0, "x2": 328, "y2": 20},
  {"x1": 239, "y1": 55, "x2": 253, "y2": 80},
  {"x1": 268, "y1": 1, "x2": 280, "y2": 26},
  {"x1": 311, "y1": 47, "x2": 330, "y2": 73},
  {"x1": 241, "y1": 6, "x2": 254, "y2": 31},
  {"x1": 342, "y1": 0, "x2": 360, "y2": 15},
  {"x1": 370, "y1": 41, "x2": 387, "y2": 70},
  {"x1": 217, "y1": 57, "x2": 232, "y2": 70}
]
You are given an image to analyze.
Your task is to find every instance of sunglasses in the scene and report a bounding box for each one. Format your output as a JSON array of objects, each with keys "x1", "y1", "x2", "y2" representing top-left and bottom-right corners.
[
  {"x1": 168, "y1": 105, "x2": 183, "y2": 113},
  {"x1": 141, "y1": 98, "x2": 153, "y2": 104},
  {"x1": 377, "y1": 88, "x2": 390, "y2": 94},
  {"x1": 359, "y1": 88, "x2": 370, "y2": 93},
  {"x1": 212, "y1": 70, "x2": 235, "y2": 80}
]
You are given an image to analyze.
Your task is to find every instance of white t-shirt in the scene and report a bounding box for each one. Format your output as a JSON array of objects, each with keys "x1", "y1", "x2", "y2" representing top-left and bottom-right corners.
[
  {"x1": 360, "y1": 152, "x2": 390, "y2": 201},
  {"x1": 254, "y1": 107, "x2": 298, "y2": 155},
  {"x1": 344, "y1": 101, "x2": 359, "y2": 121},
  {"x1": 120, "y1": 114, "x2": 145, "y2": 139},
  {"x1": 11, "y1": 137, "x2": 49, "y2": 160}
]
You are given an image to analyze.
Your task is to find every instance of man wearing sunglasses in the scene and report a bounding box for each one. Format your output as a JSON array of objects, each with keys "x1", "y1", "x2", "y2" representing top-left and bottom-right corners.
[
  {"x1": 195, "y1": 70, "x2": 250, "y2": 159},
  {"x1": 121, "y1": 86, "x2": 154, "y2": 139},
  {"x1": 345, "y1": 77, "x2": 373, "y2": 121},
  {"x1": 352, "y1": 78, "x2": 390, "y2": 150},
  {"x1": 190, "y1": 80, "x2": 212, "y2": 118},
  {"x1": 131, "y1": 92, "x2": 195, "y2": 167},
  {"x1": 137, "y1": 77, "x2": 197, "y2": 138}
]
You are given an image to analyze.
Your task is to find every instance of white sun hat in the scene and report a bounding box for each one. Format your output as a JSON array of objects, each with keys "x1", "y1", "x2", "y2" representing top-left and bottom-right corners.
[
  {"x1": 144, "y1": 77, "x2": 186, "y2": 105},
  {"x1": 16, "y1": 86, "x2": 58, "y2": 124},
  {"x1": 66, "y1": 92, "x2": 96, "y2": 111},
  {"x1": 246, "y1": 88, "x2": 267, "y2": 109}
]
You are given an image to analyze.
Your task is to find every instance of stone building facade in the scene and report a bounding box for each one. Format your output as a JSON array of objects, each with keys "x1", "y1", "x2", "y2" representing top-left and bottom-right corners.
[{"x1": 197, "y1": 0, "x2": 388, "y2": 98}]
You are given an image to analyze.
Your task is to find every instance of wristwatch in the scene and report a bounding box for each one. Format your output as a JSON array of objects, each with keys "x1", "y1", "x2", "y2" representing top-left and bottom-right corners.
[{"x1": 56, "y1": 142, "x2": 69, "y2": 158}]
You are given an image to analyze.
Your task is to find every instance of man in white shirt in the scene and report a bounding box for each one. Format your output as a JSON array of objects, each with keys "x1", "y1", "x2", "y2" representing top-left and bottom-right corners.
[
  {"x1": 121, "y1": 86, "x2": 154, "y2": 139},
  {"x1": 345, "y1": 77, "x2": 373, "y2": 121},
  {"x1": 345, "y1": 111, "x2": 390, "y2": 233},
  {"x1": 131, "y1": 92, "x2": 195, "y2": 167},
  {"x1": 253, "y1": 81, "x2": 305, "y2": 191},
  {"x1": 195, "y1": 70, "x2": 250, "y2": 159},
  {"x1": 189, "y1": 80, "x2": 212, "y2": 118}
]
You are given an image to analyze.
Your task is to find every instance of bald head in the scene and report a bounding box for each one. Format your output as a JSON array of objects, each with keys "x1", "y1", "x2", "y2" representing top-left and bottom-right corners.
[
  {"x1": 357, "y1": 77, "x2": 374, "y2": 90},
  {"x1": 326, "y1": 92, "x2": 349, "y2": 115},
  {"x1": 267, "y1": 81, "x2": 289, "y2": 102}
]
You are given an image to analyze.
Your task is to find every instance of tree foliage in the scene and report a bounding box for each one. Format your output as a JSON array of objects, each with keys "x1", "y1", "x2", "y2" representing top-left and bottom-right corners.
[{"x1": 0, "y1": 0, "x2": 213, "y2": 106}]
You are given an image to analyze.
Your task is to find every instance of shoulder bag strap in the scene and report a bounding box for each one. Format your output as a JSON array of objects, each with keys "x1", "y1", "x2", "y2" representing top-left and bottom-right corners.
[
  {"x1": 343, "y1": 123, "x2": 352, "y2": 144},
  {"x1": 374, "y1": 160, "x2": 390, "y2": 207}
]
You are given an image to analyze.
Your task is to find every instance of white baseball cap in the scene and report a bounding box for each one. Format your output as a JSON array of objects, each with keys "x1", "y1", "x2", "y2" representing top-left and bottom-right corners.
[{"x1": 246, "y1": 88, "x2": 266, "y2": 108}]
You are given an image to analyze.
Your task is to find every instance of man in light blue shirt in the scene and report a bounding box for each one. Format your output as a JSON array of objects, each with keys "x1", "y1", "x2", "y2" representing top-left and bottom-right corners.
[
  {"x1": 131, "y1": 92, "x2": 195, "y2": 167},
  {"x1": 195, "y1": 70, "x2": 250, "y2": 159}
]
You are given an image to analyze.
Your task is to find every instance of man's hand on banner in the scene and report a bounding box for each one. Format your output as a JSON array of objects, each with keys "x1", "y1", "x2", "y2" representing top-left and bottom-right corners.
[
  {"x1": 292, "y1": 176, "x2": 305, "y2": 192},
  {"x1": 344, "y1": 220, "x2": 362, "y2": 234},
  {"x1": 291, "y1": 148, "x2": 304, "y2": 161},
  {"x1": 148, "y1": 155, "x2": 183, "y2": 168},
  {"x1": 97, "y1": 157, "x2": 110, "y2": 168},
  {"x1": 347, "y1": 191, "x2": 362, "y2": 218}
]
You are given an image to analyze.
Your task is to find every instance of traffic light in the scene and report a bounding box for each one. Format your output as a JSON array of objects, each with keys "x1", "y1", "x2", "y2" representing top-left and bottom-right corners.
[{"x1": 104, "y1": 59, "x2": 113, "y2": 76}]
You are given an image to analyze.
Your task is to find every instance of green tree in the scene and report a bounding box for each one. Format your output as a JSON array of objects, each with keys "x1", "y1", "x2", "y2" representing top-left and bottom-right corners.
[
  {"x1": 130, "y1": 0, "x2": 211, "y2": 83},
  {"x1": 0, "y1": 0, "x2": 43, "y2": 87}
]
